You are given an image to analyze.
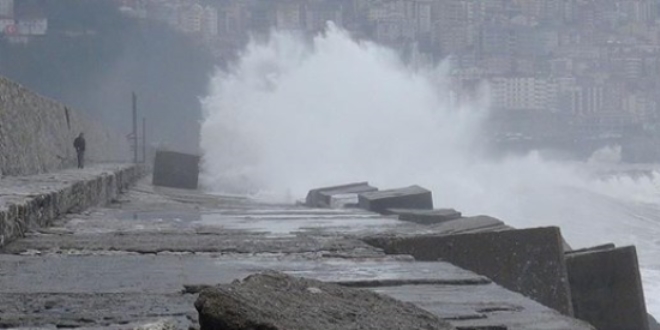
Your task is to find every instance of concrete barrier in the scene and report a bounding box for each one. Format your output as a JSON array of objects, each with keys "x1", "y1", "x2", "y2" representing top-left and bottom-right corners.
[
  {"x1": 358, "y1": 185, "x2": 433, "y2": 214},
  {"x1": 152, "y1": 150, "x2": 200, "y2": 189},
  {"x1": 365, "y1": 226, "x2": 573, "y2": 315},
  {"x1": 566, "y1": 245, "x2": 649, "y2": 330},
  {"x1": 0, "y1": 164, "x2": 143, "y2": 247},
  {"x1": 306, "y1": 182, "x2": 378, "y2": 208}
]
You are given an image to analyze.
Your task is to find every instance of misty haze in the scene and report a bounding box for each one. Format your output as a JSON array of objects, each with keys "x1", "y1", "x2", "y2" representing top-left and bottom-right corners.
[{"x1": 2, "y1": 1, "x2": 660, "y2": 329}]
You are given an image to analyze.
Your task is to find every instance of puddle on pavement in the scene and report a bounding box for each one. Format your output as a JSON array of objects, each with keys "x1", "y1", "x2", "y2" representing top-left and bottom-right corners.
[
  {"x1": 194, "y1": 213, "x2": 402, "y2": 235},
  {"x1": 117, "y1": 210, "x2": 202, "y2": 222}
]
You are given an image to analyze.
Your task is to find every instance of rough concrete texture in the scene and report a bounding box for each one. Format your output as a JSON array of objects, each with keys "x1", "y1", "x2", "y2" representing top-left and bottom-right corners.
[
  {"x1": 566, "y1": 245, "x2": 649, "y2": 330},
  {"x1": 152, "y1": 150, "x2": 200, "y2": 189},
  {"x1": 358, "y1": 185, "x2": 433, "y2": 213},
  {"x1": 306, "y1": 182, "x2": 378, "y2": 208},
  {"x1": 195, "y1": 271, "x2": 455, "y2": 330},
  {"x1": 0, "y1": 179, "x2": 594, "y2": 330},
  {"x1": 650, "y1": 314, "x2": 660, "y2": 330},
  {"x1": 0, "y1": 76, "x2": 130, "y2": 176},
  {"x1": 565, "y1": 243, "x2": 616, "y2": 255},
  {"x1": 0, "y1": 164, "x2": 142, "y2": 247},
  {"x1": 374, "y1": 284, "x2": 583, "y2": 330},
  {"x1": 364, "y1": 215, "x2": 513, "y2": 240},
  {"x1": 365, "y1": 226, "x2": 573, "y2": 316},
  {"x1": 388, "y1": 208, "x2": 462, "y2": 225}
]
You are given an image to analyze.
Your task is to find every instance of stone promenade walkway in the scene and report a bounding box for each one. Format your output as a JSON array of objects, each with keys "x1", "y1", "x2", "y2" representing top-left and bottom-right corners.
[{"x1": 0, "y1": 175, "x2": 594, "y2": 330}]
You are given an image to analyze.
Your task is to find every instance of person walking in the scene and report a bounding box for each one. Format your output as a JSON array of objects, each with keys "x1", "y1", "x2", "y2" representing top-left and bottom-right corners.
[{"x1": 73, "y1": 132, "x2": 86, "y2": 169}]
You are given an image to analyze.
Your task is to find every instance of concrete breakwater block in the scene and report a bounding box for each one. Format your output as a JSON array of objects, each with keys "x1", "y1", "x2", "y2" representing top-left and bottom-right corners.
[
  {"x1": 388, "y1": 208, "x2": 462, "y2": 225},
  {"x1": 358, "y1": 185, "x2": 433, "y2": 214},
  {"x1": 564, "y1": 243, "x2": 615, "y2": 255},
  {"x1": 306, "y1": 182, "x2": 378, "y2": 208},
  {"x1": 566, "y1": 245, "x2": 649, "y2": 330},
  {"x1": 152, "y1": 151, "x2": 200, "y2": 190},
  {"x1": 195, "y1": 271, "x2": 453, "y2": 330},
  {"x1": 364, "y1": 226, "x2": 573, "y2": 316}
]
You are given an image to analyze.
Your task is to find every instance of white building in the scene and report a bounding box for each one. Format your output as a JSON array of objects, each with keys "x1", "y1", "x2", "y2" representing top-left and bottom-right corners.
[
  {"x1": 490, "y1": 77, "x2": 559, "y2": 111},
  {"x1": 369, "y1": 0, "x2": 432, "y2": 43},
  {"x1": 180, "y1": 3, "x2": 204, "y2": 33},
  {"x1": 276, "y1": 2, "x2": 303, "y2": 31},
  {"x1": 203, "y1": 5, "x2": 218, "y2": 37}
]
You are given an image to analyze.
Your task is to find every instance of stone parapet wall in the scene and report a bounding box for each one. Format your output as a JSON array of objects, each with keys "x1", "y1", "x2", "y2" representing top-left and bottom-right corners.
[
  {"x1": 0, "y1": 76, "x2": 129, "y2": 176},
  {"x1": 0, "y1": 164, "x2": 143, "y2": 247}
]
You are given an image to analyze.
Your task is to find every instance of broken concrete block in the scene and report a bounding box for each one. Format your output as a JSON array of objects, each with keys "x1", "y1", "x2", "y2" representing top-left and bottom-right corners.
[
  {"x1": 364, "y1": 226, "x2": 573, "y2": 316},
  {"x1": 388, "y1": 208, "x2": 462, "y2": 225},
  {"x1": 358, "y1": 185, "x2": 433, "y2": 214},
  {"x1": 195, "y1": 271, "x2": 453, "y2": 330},
  {"x1": 152, "y1": 150, "x2": 200, "y2": 189},
  {"x1": 566, "y1": 245, "x2": 649, "y2": 330},
  {"x1": 305, "y1": 182, "x2": 378, "y2": 208}
]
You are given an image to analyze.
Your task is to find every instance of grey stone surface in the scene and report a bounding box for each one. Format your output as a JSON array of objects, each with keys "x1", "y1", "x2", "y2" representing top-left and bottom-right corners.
[
  {"x1": 152, "y1": 150, "x2": 200, "y2": 189},
  {"x1": 0, "y1": 179, "x2": 595, "y2": 330},
  {"x1": 374, "y1": 284, "x2": 594, "y2": 330},
  {"x1": 649, "y1": 314, "x2": 660, "y2": 330},
  {"x1": 566, "y1": 245, "x2": 649, "y2": 330},
  {"x1": 195, "y1": 271, "x2": 455, "y2": 330},
  {"x1": 306, "y1": 182, "x2": 378, "y2": 208},
  {"x1": 0, "y1": 292, "x2": 196, "y2": 329},
  {"x1": 358, "y1": 185, "x2": 433, "y2": 213},
  {"x1": 365, "y1": 226, "x2": 574, "y2": 316},
  {"x1": 389, "y1": 208, "x2": 462, "y2": 225},
  {"x1": 0, "y1": 76, "x2": 129, "y2": 176},
  {"x1": 0, "y1": 254, "x2": 490, "y2": 294},
  {"x1": 650, "y1": 314, "x2": 660, "y2": 330},
  {"x1": 363, "y1": 215, "x2": 512, "y2": 242},
  {"x1": 0, "y1": 164, "x2": 143, "y2": 247}
]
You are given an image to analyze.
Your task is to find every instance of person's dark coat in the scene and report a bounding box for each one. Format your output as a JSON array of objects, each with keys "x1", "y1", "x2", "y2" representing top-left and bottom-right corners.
[
  {"x1": 74, "y1": 134, "x2": 86, "y2": 168},
  {"x1": 74, "y1": 135, "x2": 85, "y2": 153}
]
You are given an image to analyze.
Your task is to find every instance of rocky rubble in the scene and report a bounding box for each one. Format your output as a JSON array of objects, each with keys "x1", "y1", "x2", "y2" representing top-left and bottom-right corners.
[{"x1": 195, "y1": 271, "x2": 455, "y2": 330}]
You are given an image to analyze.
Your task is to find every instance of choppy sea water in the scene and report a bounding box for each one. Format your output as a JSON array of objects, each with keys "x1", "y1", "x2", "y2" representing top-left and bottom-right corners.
[{"x1": 198, "y1": 25, "x2": 660, "y2": 316}]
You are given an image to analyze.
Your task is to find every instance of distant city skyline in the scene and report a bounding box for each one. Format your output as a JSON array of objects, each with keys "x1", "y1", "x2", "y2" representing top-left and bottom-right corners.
[
  {"x1": 111, "y1": 0, "x2": 660, "y2": 137},
  {"x1": 5, "y1": 0, "x2": 660, "y2": 138}
]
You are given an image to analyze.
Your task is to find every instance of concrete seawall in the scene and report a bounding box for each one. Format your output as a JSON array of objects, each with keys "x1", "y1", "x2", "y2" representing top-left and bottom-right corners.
[
  {"x1": 0, "y1": 76, "x2": 129, "y2": 176},
  {"x1": 0, "y1": 164, "x2": 143, "y2": 247}
]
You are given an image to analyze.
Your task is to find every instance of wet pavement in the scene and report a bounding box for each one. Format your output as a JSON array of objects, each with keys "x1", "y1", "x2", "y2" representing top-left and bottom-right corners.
[{"x1": 0, "y1": 179, "x2": 594, "y2": 329}]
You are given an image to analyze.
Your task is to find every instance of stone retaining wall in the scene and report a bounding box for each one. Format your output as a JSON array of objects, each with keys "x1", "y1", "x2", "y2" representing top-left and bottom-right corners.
[
  {"x1": 0, "y1": 76, "x2": 129, "y2": 176},
  {"x1": 0, "y1": 164, "x2": 143, "y2": 247}
]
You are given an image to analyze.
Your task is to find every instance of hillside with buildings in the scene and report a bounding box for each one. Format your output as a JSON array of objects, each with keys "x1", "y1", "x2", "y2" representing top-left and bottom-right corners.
[
  {"x1": 107, "y1": 0, "x2": 660, "y2": 157},
  {"x1": 4, "y1": 0, "x2": 660, "y2": 157}
]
